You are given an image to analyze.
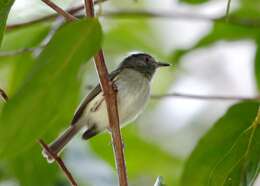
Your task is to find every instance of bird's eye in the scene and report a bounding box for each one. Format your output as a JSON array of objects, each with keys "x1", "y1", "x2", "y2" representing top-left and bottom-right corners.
[{"x1": 144, "y1": 57, "x2": 149, "y2": 62}]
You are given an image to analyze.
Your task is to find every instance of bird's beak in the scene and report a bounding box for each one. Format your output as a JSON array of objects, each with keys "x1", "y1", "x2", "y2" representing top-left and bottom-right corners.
[{"x1": 156, "y1": 62, "x2": 170, "y2": 68}]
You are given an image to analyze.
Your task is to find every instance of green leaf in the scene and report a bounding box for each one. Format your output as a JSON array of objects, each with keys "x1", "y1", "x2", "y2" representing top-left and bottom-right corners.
[
  {"x1": 0, "y1": 23, "x2": 51, "y2": 95},
  {"x1": 90, "y1": 125, "x2": 183, "y2": 185},
  {"x1": 181, "y1": 102, "x2": 260, "y2": 186},
  {"x1": 7, "y1": 144, "x2": 60, "y2": 186},
  {"x1": 0, "y1": 18, "x2": 102, "y2": 186},
  {"x1": 1, "y1": 22, "x2": 51, "y2": 50},
  {"x1": 0, "y1": 24, "x2": 54, "y2": 184},
  {"x1": 0, "y1": 0, "x2": 15, "y2": 45},
  {"x1": 0, "y1": 18, "x2": 102, "y2": 158}
]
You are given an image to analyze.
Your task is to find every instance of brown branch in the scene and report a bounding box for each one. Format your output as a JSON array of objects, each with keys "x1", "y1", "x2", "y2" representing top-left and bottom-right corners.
[
  {"x1": 151, "y1": 93, "x2": 260, "y2": 102},
  {"x1": 84, "y1": 0, "x2": 94, "y2": 17},
  {"x1": 38, "y1": 139, "x2": 78, "y2": 186},
  {"x1": 0, "y1": 88, "x2": 8, "y2": 102},
  {"x1": 39, "y1": 0, "x2": 128, "y2": 185},
  {"x1": 84, "y1": 1, "x2": 128, "y2": 186},
  {"x1": 42, "y1": 0, "x2": 76, "y2": 21}
]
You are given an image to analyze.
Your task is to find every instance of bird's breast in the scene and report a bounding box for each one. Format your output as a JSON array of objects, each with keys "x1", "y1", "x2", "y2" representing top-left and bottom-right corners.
[
  {"x1": 84, "y1": 69, "x2": 150, "y2": 131},
  {"x1": 115, "y1": 69, "x2": 150, "y2": 125}
]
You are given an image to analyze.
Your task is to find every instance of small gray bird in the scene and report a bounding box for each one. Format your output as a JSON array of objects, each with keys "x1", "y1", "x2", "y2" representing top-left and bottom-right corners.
[{"x1": 43, "y1": 53, "x2": 170, "y2": 163}]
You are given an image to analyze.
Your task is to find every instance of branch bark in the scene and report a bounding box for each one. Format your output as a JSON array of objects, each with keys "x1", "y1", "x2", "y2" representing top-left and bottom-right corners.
[
  {"x1": 84, "y1": 1, "x2": 128, "y2": 186},
  {"x1": 38, "y1": 139, "x2": 78, "y2": 186},
  {"x1": 42, "y1": 0, "x2": 76, "y2": 21}
]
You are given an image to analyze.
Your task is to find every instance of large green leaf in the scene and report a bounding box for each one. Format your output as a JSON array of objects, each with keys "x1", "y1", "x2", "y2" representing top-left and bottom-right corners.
[
  {"x1": 0, "y1": 23, "x2": 51, "y2": 95},
  {"x1": 181, "y1": 102, "x2": 260, "y2": 186},
  {"x1": 1, "y1": 22, "x2": 50, "y2": 51},
  {"x1": 90, "y1": 125, "x2": 183, "y2": 185},
  {"x1": 0, "y1": 23, "x2": 55, "y2": 185},
  {"x1": 0, "y1": 0, "x2": 15, "y2": 45},
  {"x1": 0, "y1": 19, "x2": 102, "y2": 158}
]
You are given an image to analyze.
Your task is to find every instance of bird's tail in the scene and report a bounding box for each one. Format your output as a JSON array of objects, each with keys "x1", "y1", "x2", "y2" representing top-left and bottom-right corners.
[{"x1": 42, "y1": 125, "x2": 81, "y2": 163}]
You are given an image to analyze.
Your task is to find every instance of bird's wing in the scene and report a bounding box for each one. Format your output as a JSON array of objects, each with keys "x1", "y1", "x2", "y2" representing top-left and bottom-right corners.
[{"x1": 70, "y1": 69, "x2": 120, "y2": 125}]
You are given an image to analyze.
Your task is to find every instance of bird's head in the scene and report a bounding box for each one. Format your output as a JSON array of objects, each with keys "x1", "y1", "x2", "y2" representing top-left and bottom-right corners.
[{"x1": 119, "y1": 53, "x2": 170, "y2": 80}]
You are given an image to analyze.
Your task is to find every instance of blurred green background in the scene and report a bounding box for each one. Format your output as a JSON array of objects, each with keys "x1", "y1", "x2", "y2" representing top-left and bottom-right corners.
[{"x1": 0, "y1": 0, "x2": 260, "y2": 185}]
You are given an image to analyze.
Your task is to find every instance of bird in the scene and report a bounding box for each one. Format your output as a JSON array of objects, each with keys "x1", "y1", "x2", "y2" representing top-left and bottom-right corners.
[{"x1": 42, "y1": 53, "x2": 170, "y2": 163}]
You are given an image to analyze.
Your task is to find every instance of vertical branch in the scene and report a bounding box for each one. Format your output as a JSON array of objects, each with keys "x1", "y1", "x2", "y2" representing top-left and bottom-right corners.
[
  {"x1": 41, "y1": 0, "x2": 128, "y2": 185},
  {"x1": 84, "y1": 1, "x2": 128, "y2": 186},
  {"x1": 84, "y1": 0, "x2": 94, "y2": 17}
]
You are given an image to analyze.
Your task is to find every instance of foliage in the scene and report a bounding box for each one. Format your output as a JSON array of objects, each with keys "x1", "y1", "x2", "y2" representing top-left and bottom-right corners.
[
  {"x1": 0, "y1": 0, "x2": 260, "y2": 185},
  {"x1": 0, "y1": 0, "x2": 15, "y2": 44},
  {"x1": 172, "y1": 0, "x2": 260, "y2": 91},
  {"x1": 0, "y1": 19, "x2": 102, "y2": 185},
  {"x1": 181, "y1": 102, "x2": 260, "y2": 186}
]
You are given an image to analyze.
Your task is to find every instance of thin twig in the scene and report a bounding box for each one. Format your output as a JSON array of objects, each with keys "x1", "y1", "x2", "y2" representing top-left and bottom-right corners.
[
  {"x1": 0, "y1": 88, "x2": 8, "y2": 102},
  {"x1": 0, "y1": 45, "x2": 45, "y2": 57},
  {"x1": 101, "y1": 10, "x2": 260, "y2": 28},
  {"x1": 7, "y1": 0, "x2": 108, "y2": 30},
  {"x1": 151, "y1": 93, "x2": 260, "y2": 102},
  {"x1": 7, "y1": 9, "x2": 260, "y2": 30},
  {"x1": 84, "y1": 1, "x2": 128, "y2": 186},
  {"x1": 38, "y1": 139, "x2": 78, "y2": 186},
  {"x1": 225, "y1": 0, "x2": 232, "y2": 21},
  {"x1": 42, "y1": 0, "x2": 76, "y2": 21}
]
